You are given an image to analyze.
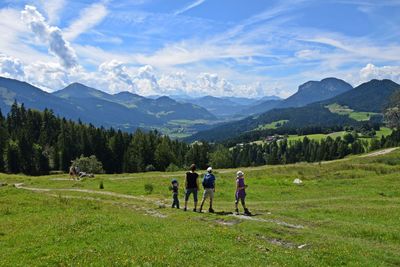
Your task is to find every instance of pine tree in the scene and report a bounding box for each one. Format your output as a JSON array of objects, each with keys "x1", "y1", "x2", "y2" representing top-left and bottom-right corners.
[
  {"x1": 5, "y1": 140, "x2": 20, "y2": 173},
  {"x1": 0, "y1": 109, "x2": 7, "y2": 172},
  {"x1": 155, "y1": 137, "x2": 176, "y2": 171}
]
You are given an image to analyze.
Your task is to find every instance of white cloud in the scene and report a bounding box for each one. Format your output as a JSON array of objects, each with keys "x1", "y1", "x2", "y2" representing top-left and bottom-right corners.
[
  {"x1": 98, "y1": 62, "x2": 160, "y2": 96},
  {"x1": 359, "y1": 63, "x2": 400, "y2": 84},
  {"x1": 134, "y1": 41, "x2": 265, "y2": 68},
  {"x1": 158, "y1": 72, "x2": 188, "y2": 95},
  {"x1": 98, "y1": 60, "x2": 135, "y2": 93},
  {"x1": 195, "y1": 73, "x2": 234, "y2": 97},
  {"x1": 64, "y1": 3, "x2": 108, "y2": 41},
  {"x1": 295, "y1": 49, "x2": 321, "y2": 60},
  {"x1": 132, "y1": 65, "x2": 160, "y2": 96},
  {"x1": 0, "y1": 54, "x2": 25, "y2": 80},
  {"x1": 41, "y1": 0, "x2": 65, "y2": 24},
  {"x1": 21, "y1": 5, "x2": 78, "y2": 69},
  {"x1": 0, "y1": 8, "x2": 52, "y2": 64},
  {"x1": 174, "y1": 0, "x2": 206, "y2": 15},
  {"x1": 24, "y1": 62, "x2": 69, "y2": 91}
]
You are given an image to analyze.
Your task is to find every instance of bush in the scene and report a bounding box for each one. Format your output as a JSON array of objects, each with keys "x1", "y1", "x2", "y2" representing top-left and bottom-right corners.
[
  {"x1": 145, "y1": 164, "x2": 156, "y2": 172},
  {"x1": 72, "y1": 155, "x2": 104, "y2": 174},
  {"x1": 144, "y1": 183, "x2": 154, "y2": 194},
  {"x1": 166, "y1": 163, "x2": 180, "y2": 172}
]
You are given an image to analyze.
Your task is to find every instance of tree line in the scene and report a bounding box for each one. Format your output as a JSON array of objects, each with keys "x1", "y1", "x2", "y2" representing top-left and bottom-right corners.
[
  {"x1": 0, "y1": 101, "x2": 399, "y2": 175},
  {"x1": 214, "y1": 131, "x2": 399, "y2": 168}
]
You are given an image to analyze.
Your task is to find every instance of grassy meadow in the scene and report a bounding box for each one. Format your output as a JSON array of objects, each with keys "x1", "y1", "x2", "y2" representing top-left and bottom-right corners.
[
  {"x1": 1, "y1": 148, "x2": 400, "y2": 266},
  {"x1": 326, "y1": 103, "x2": 379, "y2": 121}
]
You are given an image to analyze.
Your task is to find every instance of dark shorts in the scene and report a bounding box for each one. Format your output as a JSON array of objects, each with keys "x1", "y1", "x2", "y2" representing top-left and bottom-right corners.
[
  {"x1": 185, "y1": 188, "x2": 198, "y2": 202},
  {"x1": 235, "y1": 191, "x2": 246, "y2": 203}
]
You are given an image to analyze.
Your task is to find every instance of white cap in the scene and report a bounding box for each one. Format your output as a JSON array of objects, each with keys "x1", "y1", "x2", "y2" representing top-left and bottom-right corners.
[
  {"x1": 207, "y1": 167, "x2": 213, "y2": 172},
  {"x1": 236, "y1": 171, "x2": 244, "y2": 177}
]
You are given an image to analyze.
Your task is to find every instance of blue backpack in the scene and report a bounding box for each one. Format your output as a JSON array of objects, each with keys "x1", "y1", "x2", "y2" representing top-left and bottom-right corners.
[{"x1": 202, "y1": 173, "x2": 215, "y2": 188}]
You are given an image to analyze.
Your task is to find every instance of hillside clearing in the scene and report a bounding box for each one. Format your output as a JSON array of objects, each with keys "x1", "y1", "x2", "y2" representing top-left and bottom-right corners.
[{"x1": 326, "y1": 103, "x2": 380, "y2": 121}]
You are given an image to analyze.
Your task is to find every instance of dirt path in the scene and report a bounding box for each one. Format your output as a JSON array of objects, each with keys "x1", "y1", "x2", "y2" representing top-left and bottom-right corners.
[
  {"x1": 14, "y1": 183, "x2": 166, "y2": 206},
  {"x1": 14, "y1": 183, "x2": 307, "y2": 229},
  {"x1": 45, "y1": 193, "x2": 168, "y2": 218},
  {"x1": 231, "y1": 214, "x2": 305, "y2": 229},
  {"x1": 360, "y1": 147, "x2": 398, "y2": 158}
]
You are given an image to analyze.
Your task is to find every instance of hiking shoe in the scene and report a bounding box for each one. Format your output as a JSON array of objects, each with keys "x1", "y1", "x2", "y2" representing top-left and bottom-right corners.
[
  {"x1": 244, "y1": 208, "x2": 252, "y2": 216},
  {"x1": 193, "y1": 208, "x2": 197, "y2": 212},
  {"x1": 235, "y1": 209, "x2": 239, "y2": 215},
  {"x1": 208, "y1": 208, "x2": 215, "y2": 213}
]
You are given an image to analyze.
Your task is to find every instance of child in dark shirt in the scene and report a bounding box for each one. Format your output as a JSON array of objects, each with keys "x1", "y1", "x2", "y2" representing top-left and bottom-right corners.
[{"x1": 171, "y1": 179, "x2": 180, "y2": 209}]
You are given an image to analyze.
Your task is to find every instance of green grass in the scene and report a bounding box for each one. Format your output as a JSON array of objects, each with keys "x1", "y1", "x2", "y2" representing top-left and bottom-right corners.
[
  {"x1": 287, "y1": 131, "x2": 346, "y2": 142},
  {"x1": 256, "y1": 120, "x2": 289, "y2": 130},
  {"x1": 376, "y1": 127, "x2": 393, "y2": 137},
  {"x1": 285, "y1": 128, "x2": 392, "y2": 144},
  {"x1": 326, "y1": 103, "x2": 379, "y2": 121},
  {"x1": 167, "y1": 119, "x2": 210, "y2": 126},
  {"x1": 1, "y1": 148, "x2": 400, "y2": 266}
]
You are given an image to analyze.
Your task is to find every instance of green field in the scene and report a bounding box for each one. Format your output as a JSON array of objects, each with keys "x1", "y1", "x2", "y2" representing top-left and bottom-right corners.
[
  {"x1": 375, "y1": 127, "x2": 393, "y2": 137},
  {"x1": 283, "y1": 127, "x2": 392, "y2": 143},
  {"x1": 157, "y1": 119, "x2": 213, "y2": 139},
  {"x1": 326, "y1": 103, "x2": 379, "y2": 121},
  {"x1": 1, "y1": 148, "x2": 400, "y2": 266},
  {"x1": 287, "y1": 131, "x2": 346, "y2": 142},
  {"x1": 256, "y1": 120, "x2": 289, "y2": 130}
]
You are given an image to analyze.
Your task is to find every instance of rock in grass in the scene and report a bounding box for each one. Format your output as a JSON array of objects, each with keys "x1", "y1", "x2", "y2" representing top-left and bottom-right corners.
[
  {"x1": 293, "y1": 178, "x2": 303, "y2": 185},
  {"x1": 157, "y1": 202, "x2": 166, "y2": 209}
]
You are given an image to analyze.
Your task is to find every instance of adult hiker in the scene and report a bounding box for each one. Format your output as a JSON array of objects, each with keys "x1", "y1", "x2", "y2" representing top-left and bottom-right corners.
[
  {"x1": 199, "y1": 167, "x2": 216, "y2": 213},
  {"x1": 235, "y1": 171, "x2": 251, "y2": 216},
  {"x1": 184, "y1": 164, "x2": 199, "y2": 212}
]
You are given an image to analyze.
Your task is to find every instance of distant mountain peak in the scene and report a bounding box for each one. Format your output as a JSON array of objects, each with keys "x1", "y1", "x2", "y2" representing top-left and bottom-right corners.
[
  {"x1": 156, "y1": 96, "x2": 177, "y2": 105},
  {"x1": 279, "y1": 77, "x2": 353, "y2": 108},
  {"x1": 53, "y1": 82, "x2": 111, "y2": 100}
]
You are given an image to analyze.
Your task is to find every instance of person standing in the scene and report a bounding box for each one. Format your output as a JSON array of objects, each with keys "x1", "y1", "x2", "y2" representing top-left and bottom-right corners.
[
  {"x1": 199, "y1": 167, "x2": 216, "y2": 213},
  {"x1": 184, "y1": 164, "x2": 199, "y2": 212},
  {"x1": 235, "y1": 171, "x2": 251, "y2": 216},
  {"x1": 170, "y1": 179, "x2": 180, "y2": 209}
]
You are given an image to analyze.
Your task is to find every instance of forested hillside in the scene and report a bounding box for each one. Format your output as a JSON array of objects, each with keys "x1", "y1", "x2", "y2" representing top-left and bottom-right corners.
[
  {"x1": 188, "y1": 104, "x2": 359, "y2": 142},
  {"x1": 1, "y1": 101, "x2": 399, "y2": 175}
]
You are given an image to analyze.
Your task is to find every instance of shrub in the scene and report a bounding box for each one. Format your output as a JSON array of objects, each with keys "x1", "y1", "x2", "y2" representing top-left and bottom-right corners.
[
  {"x1": 144, "y1": 183, "x2": 154, "y2": 194},
  {"x1": 145, "y1": 164, "x2": 156, "y2": 172},
  {"x1": 166, "y1": 163, "x2": 180, "y2": 172},
  {"x1": 72, "y1": 155, "x2": 104, "y2": 174}
]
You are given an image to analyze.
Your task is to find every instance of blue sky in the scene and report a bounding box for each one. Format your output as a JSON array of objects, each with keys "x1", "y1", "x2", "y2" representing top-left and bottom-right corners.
[{"x1": 0, "y1": 0, "x2": 400, "y2": 98}]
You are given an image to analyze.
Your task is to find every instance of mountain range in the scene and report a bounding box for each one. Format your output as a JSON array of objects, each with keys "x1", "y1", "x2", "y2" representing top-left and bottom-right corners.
[
  {"x1": 182, "y1": 78, "x2": 352, "y2": 118},
  {"x1": 1, "y1": 76, "x2": 398, "y2": 141},
  {"x1": 188, "y1": 79, "x2": 400, "y2": 142},
  {"x1": 0, "y1": 77, "x2": 216, "y2": 131}
]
